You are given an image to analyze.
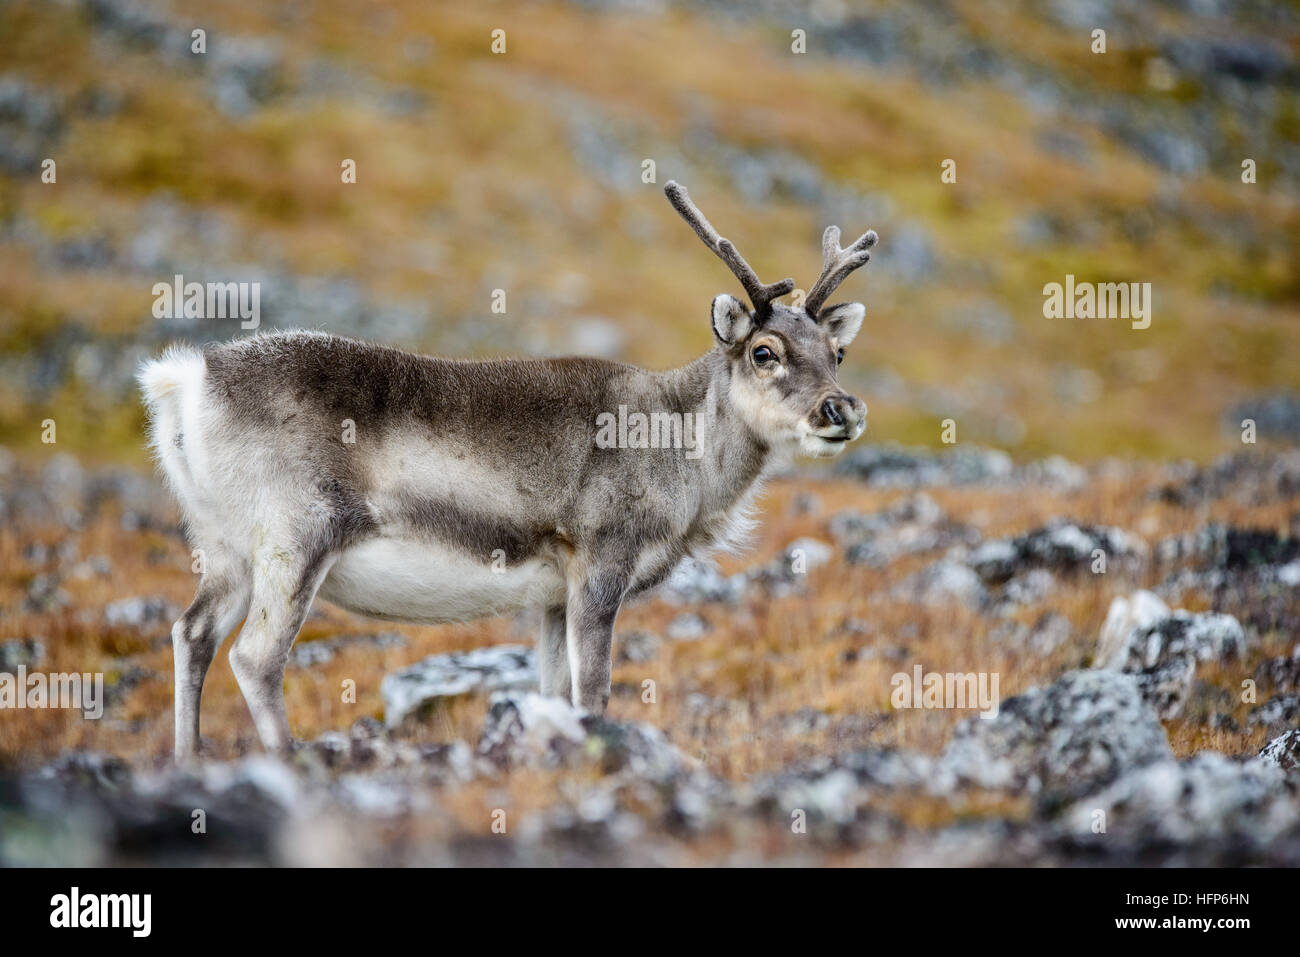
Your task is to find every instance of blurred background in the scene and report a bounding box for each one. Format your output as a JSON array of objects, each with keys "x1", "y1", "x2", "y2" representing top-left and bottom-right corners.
[
  {"x1": 1, "y1": 0, "x2": 1297, "y2": 464},
  {"x1": 1, "y1": 0, "x2": 1299, "y2": 866}
]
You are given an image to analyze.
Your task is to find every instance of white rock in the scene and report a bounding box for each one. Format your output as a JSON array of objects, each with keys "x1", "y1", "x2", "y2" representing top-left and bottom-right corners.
[{"x1": 1096, "y1": 590, "x2": 1170, "y2": 670}]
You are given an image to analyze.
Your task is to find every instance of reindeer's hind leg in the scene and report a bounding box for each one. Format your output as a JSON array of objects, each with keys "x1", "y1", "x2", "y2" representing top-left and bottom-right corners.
[
  {"x1": 172, "y1": 553, "x2": 251, "y2": 763},
  {"x1": 538, "y1": 604, "x2": 570, "y2": 699},
  {"x1": 228, "y1": 542, "x2": 336, "y2": 753}
]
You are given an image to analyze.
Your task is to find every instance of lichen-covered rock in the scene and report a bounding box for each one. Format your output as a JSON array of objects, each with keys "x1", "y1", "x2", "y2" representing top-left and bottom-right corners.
[
  {"x1": 1094, "y1": 596, "x2": 1248, "y2": 719},
  {"x1": 103, "y1": 595, "x2": 177, "y2": 630},
  {"x1": 990, "y1": 612, "x2": 1072, "y2": 654},
  {"x1": 1258, "y1": 729, "x2": 1300, "y2": 772},
  {"x1": 1247, "y1": 693, "x2": 1300, "y2": 735},
  {"x1": 1095, "y1": 590, "x2": 1171, "y2": 669},
  {"x1": 659, "y1": 555, "x2": 746, "y2": 605},
  {"x1": 747, "y1": 537, "x2": 833, "y2": 596},
  {"x1": 614, "y1": 629, "x2": 661, "y2": 663},
  {"x1": 380, "y1": 645, "x2": 535, "y2": 728},
  {"x1": 898, "y1": 559, "x2": 986, "y2": 607},
  {"x1": 832, "y1": 443, "x2": 1013, "y2": 487},
  {"x1": 0, "y1": 636, "x2": 46, "y2": 671},
  {"x1": 1130, "y1": 613, "x2": 1248, "y2": 665},
  {"x1": 832, "y1": 493, "x2": 977, "y2": 567},
  {"x1": 289, "y1": 631, "x2": 405, "y2": 668},
  {"x1": 1152, "y1": 451, "x2": 1300, "y2": 509},
  {"x1": 1131, "y1": 655, "x2": 1198, "y2": 721},
  {"x1": 6, "y1": 751, "x2": 300, "y2": 866},
  {"x1": 940, "y1": 670, "x2": 1173, "y2": 800},
  {"x1": 1061, "y1": 753, "x2": 1299, "y2": 861},
  {"x1": 1156, "y1": 520, "x2": 1300, "y2": 568},
  {"x1": 1256, "y1": 648, "x2": 1300, "y2": 694},
  {"x1": 666, "y1": 613, "x2": 709, "y2": 641},
  {"x1": 746, "y1": 748, "x2": 956, "y2": 829},
  {"x1": 969, "y1": 520, "x2": 1146, "y2": 585},
  {"x1": 477, "y1": 692, "x2": 693, "y2": 783}
]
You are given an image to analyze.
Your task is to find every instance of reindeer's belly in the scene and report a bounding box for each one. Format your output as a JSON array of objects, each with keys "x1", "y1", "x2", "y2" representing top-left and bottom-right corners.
[{"x1": 318, "y1": 536, "x2": 566, "y2": 624}]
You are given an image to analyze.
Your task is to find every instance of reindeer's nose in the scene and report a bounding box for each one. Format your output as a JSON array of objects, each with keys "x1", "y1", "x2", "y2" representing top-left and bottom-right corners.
[
  {"x1": 821, "y1": 398, "x2": 845, "y2": 427},
  {"x1": 819, "y1": 393, "x2": 866, "y2": 438}
]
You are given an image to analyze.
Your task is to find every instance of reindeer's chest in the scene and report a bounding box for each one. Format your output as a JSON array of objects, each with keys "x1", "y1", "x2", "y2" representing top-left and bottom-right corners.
[{"x1": 625, "y1": 493, "x2": 760, "y2": 598}]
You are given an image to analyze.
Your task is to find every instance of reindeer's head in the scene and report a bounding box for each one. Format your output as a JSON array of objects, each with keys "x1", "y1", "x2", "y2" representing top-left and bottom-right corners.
[{"x1": 666, "y1": 181, "x2": 875, "y2": 458}]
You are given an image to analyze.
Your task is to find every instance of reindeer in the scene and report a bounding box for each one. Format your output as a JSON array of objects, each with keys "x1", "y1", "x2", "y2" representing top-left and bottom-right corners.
[{"x1": 139, "y1": 181, "x2": 876, "y2": 760}]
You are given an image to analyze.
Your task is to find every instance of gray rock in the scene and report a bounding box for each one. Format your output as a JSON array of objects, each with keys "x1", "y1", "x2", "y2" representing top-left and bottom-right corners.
[
  {"x1": 832, "y1": 443, "x2": 1015, "y2": 488},
  {"x1": 940, "y1": 670, "x2": 1173, "y2": 799},
  {"x1": 835, "y1": 493, "x2": 975, "y2": 567},
  {"x1": 104, "y1": 595, "x2": 177, "y2": 630},
  {"x1": 7, "y1": 750, "x2": 298, "y2": 866},
  {"x1": 745, "y1": 748, "x2": 954, "y2": 829},
  {"x1": 288, "y1": 631, "x2": 405, "y2": 668},
  {"x1": 615, "y1": 630, "x2": 661, "y2": 663},
  {"x1": 1256, "y1": 648, "x2": 1300, "y2": 693},
  {"x1": 1096, "y1": 590, "x2": 1171, "y2": 669},
  {"x1": 1226, "y1": 392, "x2": 1300, "y2": 442},
  {"x1": 746, "y1": 537, "x2": 833, "y2": 595},
  {"x1": 478, "y1": 691, "x2": 692, "y2": 782},
  {"x1": 659, "y1": 556, "x2": 746, "y2": 605},
  {"x1": 208, "y1": 38, "x2": 285, "y2": 117},
  {"x1": 78, "y1": 0, "x2": 169, "y2": 50},
  {"x1": 666, "y1": 613, "x2": 709, "y2": 641},
  {"x1": 1153, "y1": 457, "x2": 1300, "y2": 509},
  {"x1": 1247, "y1": 693, "x2": 1300, "y2": 735},
  {"x1": 25, "y1": 574, "x2": 69, "y2": 613},
  {"x1": 1001, "y1": 568, "x2": 1057, "y2": 606},
  {"x1": 380, "y1": 645, "x2": 535, "y2": 728},
  {"x1": 992, "y1": 612, "x2": 1072, "y2": 655},
  {"x1": 899, "y1": 559, "x2": 986, "y2": 607},
  {"x1": 0, "y1": 637, "x2": 46, "y2": 671},
  {"x1": 0, "y1": 75, "x2": 64, "y2": 175},
  {"x1": 970, "y1": 520, "x2": 1146, "y2": 585},
  {"x1": 1062, "y1": 753, "x2": 1298, "y2": 855},
  {"x1": 1122, "y1": 612, "x2": 1247, "y2": 667},
  {"x1": 1097, "y1": 603, "x2": 1248, "y2": 718},
  {"x1": 562, "y1": 317, "x2": 625, "y2": 359},
  {"x1": 1258, "y1": 729, "x2": 1300, "y2": 772}
]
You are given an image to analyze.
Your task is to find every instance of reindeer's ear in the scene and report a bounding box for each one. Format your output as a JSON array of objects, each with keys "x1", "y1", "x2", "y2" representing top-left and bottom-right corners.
[
  {"x1": 818, "y1": 302, "x2": 865, "y2": 346},
  {"x1": 711, "y1": 294, "x2": 754, "y2": 345}
]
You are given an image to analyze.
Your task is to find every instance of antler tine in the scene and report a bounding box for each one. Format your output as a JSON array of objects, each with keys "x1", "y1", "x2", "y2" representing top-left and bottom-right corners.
[
  {"x1": 665, "y1": 181, "x2": 794, "y2": 313},
  {"x1": 804, "y1": 225, "x2": 878, "y2": 316}
]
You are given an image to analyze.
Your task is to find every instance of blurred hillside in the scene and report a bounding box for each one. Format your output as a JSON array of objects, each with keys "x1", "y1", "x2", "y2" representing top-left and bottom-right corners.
[{"x1": 1, "y1": 0, "x2": 1298, "y2": 462}]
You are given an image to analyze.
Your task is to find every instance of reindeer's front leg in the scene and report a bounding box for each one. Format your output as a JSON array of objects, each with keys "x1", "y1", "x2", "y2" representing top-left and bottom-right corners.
[{"x1": 565, "y1": 563, "x2": 629, "y2": 714}]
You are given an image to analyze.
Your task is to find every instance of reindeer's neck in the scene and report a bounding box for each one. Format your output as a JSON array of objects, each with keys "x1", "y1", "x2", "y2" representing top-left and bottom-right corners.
[{"x1": 653, "y1": 348, "x2": 773, "y2": 515}]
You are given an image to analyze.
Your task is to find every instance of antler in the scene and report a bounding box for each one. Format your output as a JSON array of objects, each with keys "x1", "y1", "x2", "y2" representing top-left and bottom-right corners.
[
  {"x1": 664, "y1": 181, "x2": 795, "y2": 315},
  {"x1": 804, "y1": 225, "x2": 878, "y2": 316}
]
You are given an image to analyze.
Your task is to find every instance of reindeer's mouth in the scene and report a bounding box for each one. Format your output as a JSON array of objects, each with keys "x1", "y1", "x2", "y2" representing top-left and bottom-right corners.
[{"x1": 801, "y1": 429, "x2": 857, "y2": 458}]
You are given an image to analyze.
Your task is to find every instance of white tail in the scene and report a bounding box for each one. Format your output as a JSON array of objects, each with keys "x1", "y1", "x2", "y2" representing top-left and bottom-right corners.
[{"x1": 137, "y1": 345, "x2": 210, "y2": 534}]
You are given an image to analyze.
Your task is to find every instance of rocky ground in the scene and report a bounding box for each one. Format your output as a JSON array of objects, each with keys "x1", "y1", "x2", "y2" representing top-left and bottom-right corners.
[{"x1": 2, "y1": 443, "x2": 1298, "y2": 865}]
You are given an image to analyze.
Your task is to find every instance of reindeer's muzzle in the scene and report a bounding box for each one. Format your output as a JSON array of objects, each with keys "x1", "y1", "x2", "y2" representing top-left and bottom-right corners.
[{"x1": 814, "y1": 393, "x2": 867, "y2": 441}]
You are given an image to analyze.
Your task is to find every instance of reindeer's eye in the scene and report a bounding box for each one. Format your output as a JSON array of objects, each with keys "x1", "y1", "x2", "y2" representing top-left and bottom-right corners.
[
  {"x1": 752, "y1": 345, "x2": 775, "y2": 364},
  {"x1": 836, "y1": 348, "x2": 845, "y2": 365}
]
